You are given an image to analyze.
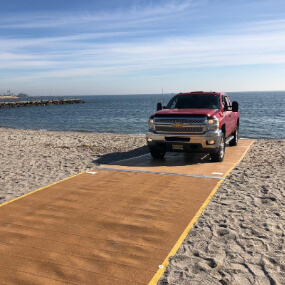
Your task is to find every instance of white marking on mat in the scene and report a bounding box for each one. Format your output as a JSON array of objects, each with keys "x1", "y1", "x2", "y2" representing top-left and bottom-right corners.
[
  {"x1": 87, "y1": 171, "x2": 98, "y2": 174},
  {"x1": 93, "y1": 167, "x2": 225, "y2": 179},
  {"x1": 212, "y1": 172, "x2": 223, "y2": 175},
  {"x1": 110, "y1": 153, "x2": 149, "y2": 164}
]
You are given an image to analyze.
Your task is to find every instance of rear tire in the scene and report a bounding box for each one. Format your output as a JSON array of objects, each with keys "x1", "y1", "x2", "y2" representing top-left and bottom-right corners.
[
  {"x1": 148, "y1": 146, "x2": 166, "y2": 159},
  {"x1": 229, "y1": 126, "x2": 239, "y2": 146},
  {"x1": 210, "y1": 134, "x2": 225, "y2": 162}
]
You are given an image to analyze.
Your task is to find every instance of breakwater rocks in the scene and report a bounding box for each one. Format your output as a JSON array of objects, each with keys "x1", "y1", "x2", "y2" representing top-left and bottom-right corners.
[{"x1": 0, "y1": 99, "x2": 84, "y2": 108}]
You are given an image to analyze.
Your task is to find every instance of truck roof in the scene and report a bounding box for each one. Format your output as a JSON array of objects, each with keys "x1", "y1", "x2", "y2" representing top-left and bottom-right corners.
[{"x1": 177, "y1": 91, "x2": 225, "y2": 96}]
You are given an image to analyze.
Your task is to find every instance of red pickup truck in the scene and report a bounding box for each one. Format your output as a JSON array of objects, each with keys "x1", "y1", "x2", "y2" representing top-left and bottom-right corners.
[{"x1": 146, "y1": 91, "x2": 240, "y2": 162}]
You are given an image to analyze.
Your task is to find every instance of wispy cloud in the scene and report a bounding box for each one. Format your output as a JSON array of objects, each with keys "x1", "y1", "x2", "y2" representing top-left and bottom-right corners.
[
  {"x1": 1, "y1": 0, "x2": 285, "y2": 93},
  {"x1": 0, "y1": 0, "x2": 196, "y2": 29},
  {"x1": 1, "y1": 18, "x2": 285, "y2": 74}
]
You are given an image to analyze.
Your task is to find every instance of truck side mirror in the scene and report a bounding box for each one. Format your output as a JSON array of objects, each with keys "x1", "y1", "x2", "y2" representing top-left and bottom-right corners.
[
  {"x1": 157, "y1": 102, "x2": 162, "y2": 111},
  {"x1": 232, "y1": 101, "x2": 239, "y2": 112}
]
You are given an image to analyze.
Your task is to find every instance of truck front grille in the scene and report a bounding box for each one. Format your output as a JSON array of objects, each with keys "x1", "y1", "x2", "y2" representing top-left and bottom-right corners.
[
  {"x1": 154, "y1": 118, "x2": 206, "y2": 125},
  {"x1": 155, "y1": 126, "x2": 203, "y2": 133}
]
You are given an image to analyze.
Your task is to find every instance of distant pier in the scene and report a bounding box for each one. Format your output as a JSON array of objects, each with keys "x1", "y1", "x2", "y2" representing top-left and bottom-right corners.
[{"x1": 0, "y1": 99, "x2": 84, "y2": 108}]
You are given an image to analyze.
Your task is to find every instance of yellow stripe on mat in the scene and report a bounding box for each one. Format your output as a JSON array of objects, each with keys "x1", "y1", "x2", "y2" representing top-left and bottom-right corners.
[
  {"x1": 0, "y1": 172, "x2": 85, "y2": 208},
  {"x1": 148, "y1": 140, "x2": 255, "y2": 285}
]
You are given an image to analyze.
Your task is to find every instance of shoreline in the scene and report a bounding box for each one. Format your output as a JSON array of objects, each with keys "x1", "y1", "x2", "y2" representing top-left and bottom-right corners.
[
  {"x1": 0, "y1": 126, "x2": 146, "y2": 136},
  {"x1": 1, "y1": 126, "x2": 284, "y2": 140},
  {"x1": 0, "y1": 96, "x2": 18, "y2": 99},
  {"x1": 1, "y1": 128, "x2": 284, "y2": 284}
]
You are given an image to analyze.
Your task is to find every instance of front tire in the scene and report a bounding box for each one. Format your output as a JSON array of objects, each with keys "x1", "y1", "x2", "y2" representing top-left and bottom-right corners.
[
  {"x1": 229, "y1": 126, "x2": 239, "y2": 146},
  {"x1": 210, "y1": 134, "x2": 225, "y2": 162},
  {"x1": 148, "y1": 146, "x2": 166, "y2": 159}
]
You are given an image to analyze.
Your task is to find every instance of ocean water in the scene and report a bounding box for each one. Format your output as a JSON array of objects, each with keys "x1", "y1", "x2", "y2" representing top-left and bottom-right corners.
[{"x1": 0, "y1": 92, "x2": 284, "y2": 139}]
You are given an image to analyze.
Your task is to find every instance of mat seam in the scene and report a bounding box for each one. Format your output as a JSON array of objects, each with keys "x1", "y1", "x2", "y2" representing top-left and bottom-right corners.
[{"x1": 93, "y1": 166, "x2": 225, "y2": 179}]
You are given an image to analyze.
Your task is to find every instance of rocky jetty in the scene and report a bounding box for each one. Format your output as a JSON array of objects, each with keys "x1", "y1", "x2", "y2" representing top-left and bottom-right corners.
[{"x1": 0, "y1": 99, "x2": 84, "y2": 108}]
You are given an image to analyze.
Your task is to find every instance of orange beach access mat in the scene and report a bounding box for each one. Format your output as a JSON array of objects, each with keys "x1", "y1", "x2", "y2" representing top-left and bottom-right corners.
[{"x1": 0, "y1": 139, "x2": 254, "y2": 285}]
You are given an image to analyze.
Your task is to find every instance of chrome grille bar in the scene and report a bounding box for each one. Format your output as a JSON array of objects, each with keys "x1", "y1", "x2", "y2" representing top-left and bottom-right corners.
[
  {"x1": 156, "y1": 126, "x2": 203, "y2": 133},
  {"x1": 154, "y1": 117, "x2": 206, "y2": 133},
  {"x1": 154, "y1": 117, "x2": 207, "y2": 125}
]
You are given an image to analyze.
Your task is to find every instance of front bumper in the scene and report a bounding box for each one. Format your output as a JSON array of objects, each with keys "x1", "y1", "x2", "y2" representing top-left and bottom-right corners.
[{"x1": 146, "y1": 130, "x2": 223, "y2": 153}]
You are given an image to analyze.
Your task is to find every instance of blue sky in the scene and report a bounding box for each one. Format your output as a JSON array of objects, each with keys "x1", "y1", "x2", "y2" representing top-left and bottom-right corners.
[{"x1": 1, "y1": 0, "x2": 285, "y2": 95}]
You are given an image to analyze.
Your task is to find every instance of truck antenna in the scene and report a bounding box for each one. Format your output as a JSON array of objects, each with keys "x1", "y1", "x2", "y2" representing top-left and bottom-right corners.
[{"x1": 162, "y1": 88, "x2": 164, "y2": 105}]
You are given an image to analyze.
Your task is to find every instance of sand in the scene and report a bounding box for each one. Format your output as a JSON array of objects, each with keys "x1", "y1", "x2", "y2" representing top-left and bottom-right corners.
[
  {"x1": 0, "y1": 128, "x2": 147, "y2": 204},
  {"x1": 0, "y1": 127, "x2": 284, "y2": 284},
  {"x1": 158, "y1": 139, "x2": 285, "y2": 285},
  {"x1": 0, "y1": 96, "x2": 18, "y2": 100}
]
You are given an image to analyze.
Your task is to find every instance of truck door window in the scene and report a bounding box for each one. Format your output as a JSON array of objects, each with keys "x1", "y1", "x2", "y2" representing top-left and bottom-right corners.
[{"x1": 167, "y1": 97, "x2": 178, "y2": 109}]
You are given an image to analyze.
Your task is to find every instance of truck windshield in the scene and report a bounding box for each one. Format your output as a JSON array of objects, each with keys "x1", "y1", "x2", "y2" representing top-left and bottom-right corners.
[{"x1": 166, "y1": 94, "x2": 220, "y2": 109}]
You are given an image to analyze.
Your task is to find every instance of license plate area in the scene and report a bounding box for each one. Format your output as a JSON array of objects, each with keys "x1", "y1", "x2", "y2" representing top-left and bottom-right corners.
[{"x1": 172, "y1": 144, "x2": 184, "y2": 150}]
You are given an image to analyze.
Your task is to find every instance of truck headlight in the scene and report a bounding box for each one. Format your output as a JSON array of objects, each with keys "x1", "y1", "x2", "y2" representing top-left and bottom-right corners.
[
  {"x1": 206, "y1": 118, "x2": 219, "y2": 131},
  {"x1": 148, "y1": 118, "x2": 154, "y2": 130}
]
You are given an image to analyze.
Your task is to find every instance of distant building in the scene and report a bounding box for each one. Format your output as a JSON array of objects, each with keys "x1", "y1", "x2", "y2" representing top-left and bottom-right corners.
[{"x1": 17, "y1": 93, "x2": 29, "y2": 98}]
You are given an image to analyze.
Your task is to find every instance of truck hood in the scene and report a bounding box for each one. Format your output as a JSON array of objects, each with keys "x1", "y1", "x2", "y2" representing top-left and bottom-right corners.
[{"x1": 153, "y1": 108, "x2": 220, "y2": 118}]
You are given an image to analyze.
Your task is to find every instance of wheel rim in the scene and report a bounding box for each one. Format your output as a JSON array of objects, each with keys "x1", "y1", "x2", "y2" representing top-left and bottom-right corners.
[{"x1": 235, "y1": 128, "x2": 238, "y2": 143}]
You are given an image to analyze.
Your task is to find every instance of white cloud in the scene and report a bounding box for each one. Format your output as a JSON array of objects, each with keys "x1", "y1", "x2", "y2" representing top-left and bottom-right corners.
[
  {"x1": 1, "y1": 19, "x2": 285, "y2": 76},
  {"x1": 1, "y1": 1, "x2": 285, "y2": 93}
]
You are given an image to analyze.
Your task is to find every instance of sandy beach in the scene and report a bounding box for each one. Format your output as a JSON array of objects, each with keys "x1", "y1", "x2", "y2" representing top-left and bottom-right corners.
[
  {"x1": 0, "y1": 128, "x2": 147, "y2": 204},
  {"x1": 0, "y1": 96, "x2": 18, "y2": 100},
  {"x1": 0, "y1": 127, "x2": 284, "y2": 284}
]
